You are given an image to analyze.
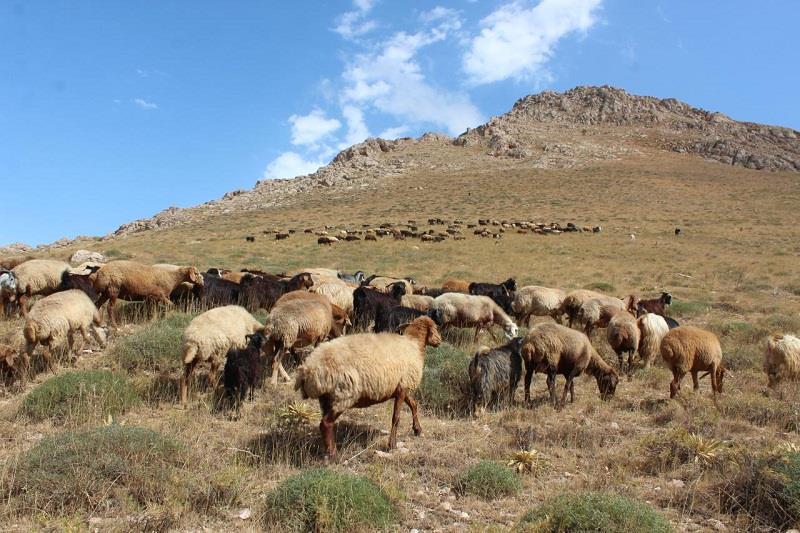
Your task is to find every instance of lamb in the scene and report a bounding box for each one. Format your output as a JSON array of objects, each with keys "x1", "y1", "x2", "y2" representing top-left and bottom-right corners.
[
  {"x1": 295, "y1": 316, "x2": 442, "y2": 458},
  {"x1": 401, "y1": 294, "x2": 434, "y2": 312},
  {"x1": 263, "y1": 293, "x2": 349, "y2": 384},
  {"x1": 764, "y1": 334, "x2": 800, "y2": 388},
  {"x1": 10, "y1": 259, "x2": 72, "y2": 316},
  {"x1": 636, "y1": 313, "x2": 670, "y2": 368},
  {"x1": 511, "y1": 286, "x2": 567, "y2": 326},
  {"x1": 23, "y1": 289, "x2": 107, "y2": 370},
  {"x1": 468, "y1": 278, "x2": 516, "y2": 314},
  {"x1": 94, "y1": 260, "x2": 205, "y2": 327},
  {"x1": 428, "y1": 293, "x2": 518, "y2": 341},
  {"x1": 660, "y1": 326, "x2": 725, "y2": 400},
  {"x1": 352, "y1": 283, "x2": 406, "y2": 332},
  {"x1": 374, "y1": 306, "x2": 426, "y2": 333},
  {"x1": 575, "y1": 296, "x2": 627, "y2": 335},
  {"x1": 559, "y1": 289, "x2": 607, "y2": 328},
  {"x1": 179, "y1": 305, "x2": 264, "y2": 407},
  {"x1": 238, "y1": 272, "x2": 314, "y2": 312},
  {"x1": 467, "y1": 337, "x2": 523, "y2": 413},
  {"x1": 441, "y1": 278, "x2": 470, "y2": 293},
  {"x1": 520, "y1": 323, "x2": 619, "y2": 407},
  {"x1": 312, "y1": 281, "x2": 356, "y2": 317},
  {"x1": 222, "y1": 332, "x2": 267, "y2": 410},
  {"x1": 606, "y1": 311, "x2": 641, "y2": 376}
]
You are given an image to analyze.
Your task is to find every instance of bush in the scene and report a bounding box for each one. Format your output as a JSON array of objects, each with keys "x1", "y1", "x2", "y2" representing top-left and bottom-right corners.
[
  {"x1": 19, "y1": 370, "x2": 139, "y2": 425},
  {"x1": 417, "y1": 343, "x2": 472, "y2": 416},
  {"x1": 456, "y1": 461, "x2": 521, "y2": 500},
  {"x1": 669, "y1": 300, "x2": 710, "y2": 318},
  {"x1": 262, "y1": 469, "x2": 396, "y2": 532},
  {"x1": 518, "y1": 491, "x2": 672, "y2": 532},
  {"x1": 111, "y1": 312, "x2": 194, "y2": 372}
]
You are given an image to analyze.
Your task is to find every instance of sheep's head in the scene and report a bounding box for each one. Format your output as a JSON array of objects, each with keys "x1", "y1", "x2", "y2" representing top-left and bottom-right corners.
[
  {"x1": 400, "y1": 316, "x2": 441, "y2": 347},
  {"x1": 185, "y1": 267, "x2": 204, "y2": 286},
  {"x1": 504, "y1": 323, "x2": 519, "y2": 340},
  {"x1": 329, "y1": 305, "x2": 349, "y2": 337},
  {"x1": 354, "y1": 270, "x2": 366, "y2": 283},
  {"x1": 626, "y1": 295, "x2": 639, "y2": 313},
  {"x1": 661, "y1": 292, "x2": 673, "y2": 305},
  {"x1": 245, "y1": 332, "x2": 266, "y2": 352},
  {"x1": 0, "y1": 271, "x2": 17, "y2": 293},
  {"x1": 597, "y1": 370, "x2": 619, "y2": 401},
  {"x1": 503, "y1": 278, "x2": 517, "y2": 292}
]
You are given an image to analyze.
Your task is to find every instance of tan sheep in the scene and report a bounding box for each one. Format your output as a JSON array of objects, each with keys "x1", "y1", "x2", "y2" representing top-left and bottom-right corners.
[
  {"x1": 636, "y1": 313, "x2": 669, "y2": 368},
  {"x1": 180, "y1": 305, "x2": 264, "y2": 407},
  {"x1": 312, "y1": 281, "x2": 356, "y2": 317},
  {"x1": 520, "y1": 322, "x2": 619, "y2": 407},
  {"x1": 11, "y1": 259, "x2": 72, "y2": 316},
  {"x1": 764, "y1": 333, "x2": 800, "y2": 388},
  {"x1": 295, "y1": 316, "x2": 442, "y2": 458},
  {"x1": 441, "y1": 278, "x2": 470, "y2": 293},
  {"x1": 429, "y1": 292, "x2": 518, "y2": 341},
  {"x1": 401, "y1": 294, "x2": 434, "y2": 312},
  {"x1": 367, "y1": 276, "x2": 413, "y2": 296},
  {"x1": 23, "y1": 289, "x2": 107, "y2": 370},
  {"x1": 606, "y1": 311, "x2": 640, "y2": 376},
  {"x1": 511, "y1": 285, "x2": 566, "y2": 326},
  {"x1": 93, "y1": 260, "x2": 204, "y2": 326},
  {"x1": 660, "y1": 326, "x2": 725, "y2": 400},
  {"x1": 559, "y1": 289, "x2": 606, "y2": 328},
  {"x1": 575, "y1": 296, "x2": 627, "y2": 335}
]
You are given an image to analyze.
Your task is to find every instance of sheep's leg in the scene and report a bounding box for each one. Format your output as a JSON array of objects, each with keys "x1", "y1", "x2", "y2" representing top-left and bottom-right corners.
[
  {"x1": 42, "y1": 342, "x2": 55, "y2": 372},
  {"x1": 473, "y1": 324, "x2": 482, "y2": 343},
  {"x1": 547, "y1": 371, "x2": 557, "y2": 407},
  {"x1": 270, "y1": 346, "x2": 286, "y2": 385},
  {"x1": 208, "y1": 361, "x2": 220, "y2": 389},
  {"x1": 523, "y1": 363, "x2": 535, "y2": 403},
  {"x1": 560, "y1": 377, "x2": 572, "y2": 406},
  {"x1": 318, "y1": 396, "x2": 341, "y2": 458},
  {"x1": 669, "y1": 371, "x2": 682, "y2": 398},
  {"x1": 18, "y1": 293, "x2": 29, "y2": 317},
  {"x1": 107, "y1": 295, "x2": 118, "y2": 328},
  {"x1": 180, "y1": 360, "x2": 197, "y2": 407},
  {"x1": 388, "y1": 388, "x2": 406, "y2": 450},
  {"x1": 404, "y1": 393, "x2": 422, "y2": 436},
  {"x1": 278, "y1": 361, "x2": 291, "y2": 382},
  {"x1": 691, "y1": 371, "x2": 700, "y2": 391},
  {"x1": 569, "y1": 379, "x2": 576, "y2": 404},
  {"x1": 616, "y1": 350, "x2": 625, "y2": 373}
]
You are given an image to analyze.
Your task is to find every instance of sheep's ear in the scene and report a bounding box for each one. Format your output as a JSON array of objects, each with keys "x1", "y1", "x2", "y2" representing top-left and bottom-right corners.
[{"x1": 396, "y1": 322, "x2": 411, "y2": 334}]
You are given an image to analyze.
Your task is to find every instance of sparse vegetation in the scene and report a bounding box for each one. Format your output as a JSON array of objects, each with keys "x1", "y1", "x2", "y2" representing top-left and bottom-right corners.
[
  {"x1": 111, "y1": 312, "x2": 194, "y2": 372},
  {"x1": 417, "y1": 342, "x2": 472, "y2": 416},
  {"x1": 456, "y1": 460, "x2": 522, "y2": 500}
]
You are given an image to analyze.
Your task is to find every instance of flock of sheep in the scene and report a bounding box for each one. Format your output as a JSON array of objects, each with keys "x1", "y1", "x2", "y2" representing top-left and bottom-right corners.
[{"x1": 0, "y1": 256, "x2": 798, "y2": 458}]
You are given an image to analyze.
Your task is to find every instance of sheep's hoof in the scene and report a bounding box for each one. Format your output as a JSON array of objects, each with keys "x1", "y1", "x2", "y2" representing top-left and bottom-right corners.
[{"x1": 413, "y1": 428, "x2": 422, "y2": 437}]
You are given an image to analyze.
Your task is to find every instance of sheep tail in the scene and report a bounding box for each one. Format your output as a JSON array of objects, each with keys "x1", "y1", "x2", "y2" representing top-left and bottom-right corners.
[{"x1": 183, "y1": 342, "x2": 198, "y2": 364}]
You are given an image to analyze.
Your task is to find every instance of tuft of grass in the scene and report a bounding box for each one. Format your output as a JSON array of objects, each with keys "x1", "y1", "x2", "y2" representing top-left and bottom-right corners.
[
  {"x1": 518, "y1": 491, "x2": 673, "y2": 532},
  {"x1": 669, "y1": 299, "x2": 710, "y2": 317},
  {"x1": 638, "y1": 427, "x2": 731, "y2": 474},
  {"x1": 261, "y1": 468, "x2": 396, "y2": 532},
  {"x1": 584, "y1": 281, "x2": 616, "y2": 293},
  {"x1": 508, "y1": 449, "x2": 549, "y2": 476},
  {"x1": 456, "y1": 461, "x2": 522, "y2": 500},
  {"x1": 111, "y1": 312, "x2": 194, "y2": 373},
  {"x1": 18, "y1": 370, "x2": 139, "y2": 426},
  {"x1": 417, "y1": 343, "x2": 472, "y2": 416}
]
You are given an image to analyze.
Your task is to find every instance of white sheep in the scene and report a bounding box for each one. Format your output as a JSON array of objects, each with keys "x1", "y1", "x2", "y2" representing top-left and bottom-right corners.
[
  {"x1": 660, "y1": 326, "x2": 725, "y2": 400},
  {"x1": 312, "y1": 281, "x2": 356, "y2": 317},
  {"x1": 23, "y1": 289, "x2": 107, "y2": 370},
  {"x1": 511, "y1": 285, "x2": 566, "y2": 326},
  {"x1": 11, "y1": 259, "x2": 72, "y2": 316},
  {"x1": 295, "y1": 315, "x2": 442, "y2": 458},
  {"x1": 367, "y1": 276, "x2": 414, "y2": 296},
  {"x1": 180, "y1": 305, "x2": 263, "y2": 407},
  {"x1": 401, "y1": 294, "x2": 434, "y2": 312},
  {"x1": 764, "y1": 333, "x2": 800, "y2": 388},
  {"x1": 429, "y1": 292, "x2": 518, "y2": 341},
  {"x1": 636, "y1": 313, "x2": 669, "y2": 368}
]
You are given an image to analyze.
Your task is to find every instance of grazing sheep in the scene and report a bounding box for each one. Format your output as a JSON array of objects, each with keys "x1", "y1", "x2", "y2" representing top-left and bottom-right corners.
[
  {"x1": 352, "y1": 283, "x2": 406, "y2": 332},
  {"x1": 295, "y1": 316, "x2": 442, "y2": 458},
  {"x1": 0, "y1": 256, "x2": 32, "y2": 270},
  {"x1": 94, "y1": 261, "x2": 204, "y2": 327},
  {"x1": 318, "y1": 236, "x2": 338, "y2": 246},
  {"x1": 10, "y1": 259, "x2": 72, "y2": 316},
  {"x1": 238, "y1": 272, "x2": 313, "y2": 312},
  {"x1": 337, "y1": 270, "x2": 366, "y2": 284},
  {"x1": 0, "y1": 269, "x2": 18, "y2": 316},
  {"x1": 636, "y1": 313, "x2": 670, "y2": 368},
  {"x1": 520, "y1": 323, "x2": 619, "y2": 406},
  {"x1": 23, "y1": 290, "x2": 107, "y2": 370},
  {"x1": 401, "y1": 294, "x2": 434, "y2": 312},
  {"x1": 180, "y1": 305, "x2": 264, "y2": 407},
  {"x1": 468, "y1": 278, "x2": 516, "y2": 314},
  {"x1": 0, "y1": 343, "x2": 29, "y2": 384},
  {"x1": 222, "y1": 332, "x2": 267, "y2": 409},
  {"x1": 441, "y1": 278, "x2": 470, "y2": 293},
  {"x1": 60, "y1": 271, "x2": 100, "y2": 302},
  {"x1": 575, "y1": 296, "x2": 627, "y2": 335},
  {"x1": 635, "y1": 292, "x2": 673, "y2": 318},
  {"x1": 764, "y1": 334, "x2": 800, "y2": 388},
  {"x1": 312, "y1": 281, "x2": 356, "y2": 317},
  {"x1": 363, "y1": 275, "x2": 414, "y2": 296},
  {"x1": 199, "y1": 273, "x2": 241, "y2": 307},
  {"x1": 428, "y1": 293, "x2": 518, "y2": 341},
  {"x1": 374, "y1": 306, "x2": 426, "y2": 333},
  {"x1": 660, "y1": 326, "x2": 724, "y2": 400},
  {"x1": 606, "y1": 311, "x2": 641, "y2": 376},
  {"x1": 559, "y1": 289, "x2": 606, "y2": 328},
  {"x1": 468, "y1": 337, "x2": 523, "y2": 413},
  {"x1": 263, "y1": 293, "x2": 348, "y2": 384},
  {"x1": 511, "y1": 285, "x2": 566, "y2": 326}
]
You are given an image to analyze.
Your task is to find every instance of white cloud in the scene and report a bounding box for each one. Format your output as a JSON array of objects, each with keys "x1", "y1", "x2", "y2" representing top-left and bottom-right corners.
[
  {"x1": 133, "y1": 98, "x2": 158, "y2": 110},
  {"x1": 263, "y1": 152, "x2": 324, "y2": 180},
  {"x1": 334, "y1": 0, "x2": 378, "y2": 39},
  {"x1": 341, "y1": 105, "x2": 370, "y2": 146},
  {"x1": 353, "y1": 0, "x2": 375, "y2": 11},
  {"x1": 463, "y1": 0, "x2": 602, "y2": 85},
  {"x1": 288, "y1": 109, "x2": 341, "y2": 147},
  {"x1": 378, "y1": 125, "x2": 409, "y2": 139}
]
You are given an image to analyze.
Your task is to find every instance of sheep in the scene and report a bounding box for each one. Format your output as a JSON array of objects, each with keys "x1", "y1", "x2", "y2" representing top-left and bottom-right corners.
[
  {"x1": 606, "y1": 311, "x2": 641, "y2": 376},
  {"x1": 0, "y1": 269, "x2": 18, "y2": 316},
  {"x1": 352, "y1": 283, "x2": 406, "y2": 332},
  {"x1": 660, "y1": 326, "x2": 724, "y2": 400},
  {"x1": 0, "y1": 256, "x2": 32, "y2": 270},
  {"x1": 575, "y1": 296, "x2": 627, "y2": 335},
  {"x1": 0, "y1": 343, "x2": 29, "y2": 384},
  {"x1": 295, "y1": 316, "x2": 442, "y2": 458},
  {"x1": 263, "y1": 293, "x2": 349, "y2": 384},
  {"x1": 222, "y1": 332, "x2": 267, "y2": 410},
  {"x1": 363, "y1": 275, "x2": 414, "y2": 296},
  {"x1": 635, "y1": 292, "x2": 673, "y2": 317},
  {"x1": 288, "y1": 268, "x2": 339, "y2": 286},
  {"x1": 428, "y1": 293, "x2": 518, "y2": 342},
  {"x1": 180, "y1": 305, "x2": 264, "y2": 407},
  {"x1": 374, "y1": 306, "x2": 426, "y2": 333},
  {"x1": 199, "y1": 273, "x2": 241, "y2": 307},
  {"x1": 511, "y1": 285, "x2": 566, "y2": 326},
  {"x1": 60, "y1": 271, "x2": 100, "y2": 302},
  {"x1": 23, "y1": 289, "x2": 107, "y2": 370},
  {"x1": 401, "y1": 294, "x2": 434, "y2": 312},
  {"x1": 665, "y1": 316, "x2": 680, "y2": 329},
  {"x1": 238, "y1": 272, "x2": 314, "y2": 312},
  {"x1": 520, "y1": 323, "x2": 619, "y2": 407},
  {"x1": 337, "y1": 270, "x2": 366, "y2": 284},
  {"x1": 441, "y1": 278, "x2": 470, "y2": 293},
  {"x1": 636, "y1": 313, "x2": 670, "y2": 368},
  {"x1": 559, "y1": 289, "x2": 607, "y2": 328},
  {"x1": 312, "y1": 281, "x2": 356, "y2": 317},
  {"x1": 468, "y1": 278, "x2": 516, "y2": 314},
  {"x1": 10, "y1": 259, "x2": 72, "y2": 316},
  {"x1": 764, "y1": 333, "x2": 800, "y2": 388},
  {"x1": 467, "y1": 337, "x2": 523, "y2": 413},
  {"x1": 94, "y1": 261, "x2": 204, "y2": 327}
]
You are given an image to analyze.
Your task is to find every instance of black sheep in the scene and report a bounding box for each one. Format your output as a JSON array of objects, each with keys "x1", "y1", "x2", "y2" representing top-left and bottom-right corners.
[
  {"x1": 468, "y1": 278, "x2": 516, "y2": 314},
  {"x1": 352, "y1": 282, "x2": 405, "y2": 332},
  {"x1": 222, "y1": 332, "x2": 266, "y2": 409},
  {"x1": 374, "y1": 305, "x2": 425, "y2": 333},
  {"x1": 238, "y1": 272, "x2": 313, "y2": 312},
  {"x1": 467, "y1": 337, "x2": 523, "y2": 413}
]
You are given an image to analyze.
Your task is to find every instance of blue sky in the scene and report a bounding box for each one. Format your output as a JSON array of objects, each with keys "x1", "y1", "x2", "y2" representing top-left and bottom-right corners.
[{"x1": 2, "y1": 0, "x2": 798, "y2": 247}]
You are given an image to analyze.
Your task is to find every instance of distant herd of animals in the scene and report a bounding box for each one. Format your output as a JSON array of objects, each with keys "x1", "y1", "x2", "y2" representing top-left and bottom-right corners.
[{"x1": 0, "y1": 255, "x2": 796, "y2": 458}]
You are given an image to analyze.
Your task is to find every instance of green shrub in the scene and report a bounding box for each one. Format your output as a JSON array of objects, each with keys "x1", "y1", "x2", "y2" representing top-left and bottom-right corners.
[
  {"x1": 111, "y1": 312, "x2": 194, "y2": 372},
  {"x1": 417, "y1": 343, "x2": 472, "y2": 416},
  {"x1": 518, "y1": 491, "x2": 672, "y2": 532},
  {"x1": 262, "y1": 469, "x2": 396, "y2": 532},
  {"x1": 19, "y1": 370, "x2": 139, "y2": 425},
  {"x1": 669, "y1": 299, "x2": 710, "y2": 317},
  {"x1": 456, "y1": 461, "x2": 521, "y2": 500}
]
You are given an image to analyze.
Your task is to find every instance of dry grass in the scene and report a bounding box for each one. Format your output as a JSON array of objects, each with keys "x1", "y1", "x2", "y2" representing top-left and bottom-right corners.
[{"x1": 1, "y1": 151, "x2": 800, "y2": 530}]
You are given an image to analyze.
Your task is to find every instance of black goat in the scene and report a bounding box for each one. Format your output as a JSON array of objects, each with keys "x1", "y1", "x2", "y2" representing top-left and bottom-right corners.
[
  {"x1": 468, "y1": 278, "x2": 516, "y2": 314},
  {"x1": 352, "y1": 282, "x2": 406, "y2": 332},
  {"x1": 636, "y1": 292, "x2": 672, "y2": 318},
  {"x1": 199, "y1": 273, "x2": 240, "y2": 307},
  {"x1": 374, "y1": 305, "x2": 425, "y2": 333},
  {"x1": 467, "y1": 337, "x2": 523, "y2": 413},
  {"x1": 238, "y1": 272, "x2": 313, "y2": 312},
  {"x1": 222, "y1": 332, "x2": 266, "y2": 409}
]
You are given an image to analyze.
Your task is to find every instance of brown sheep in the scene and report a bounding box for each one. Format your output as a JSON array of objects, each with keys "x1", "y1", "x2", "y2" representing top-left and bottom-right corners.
[
  {"x1": 606, "y1": 311, "x2": 640, "y2": 376},
  {"x1": 441, "y1": 278, "x2": 470, "y2": 293},
  {"x1": 660, "y1": 326, "x2": 725, "y2": 400}
]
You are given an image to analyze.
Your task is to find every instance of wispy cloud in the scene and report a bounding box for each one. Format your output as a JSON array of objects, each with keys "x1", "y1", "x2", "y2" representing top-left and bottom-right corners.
[
  {"x1": 262, "y1": 152, "x2": 324, "y2": 180},
  {"x1": 463, "y1": 0, "x2": 603, "y2": 85},
  {"x1": 288, "y1": 109, "x2": 341, "y2": 147},
  {"x1": 333, "y1": 0, "x2": 378, "y2": 40},
  {"x1": 132, "y1": 98, "x2": 158, "y2": 110}
]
